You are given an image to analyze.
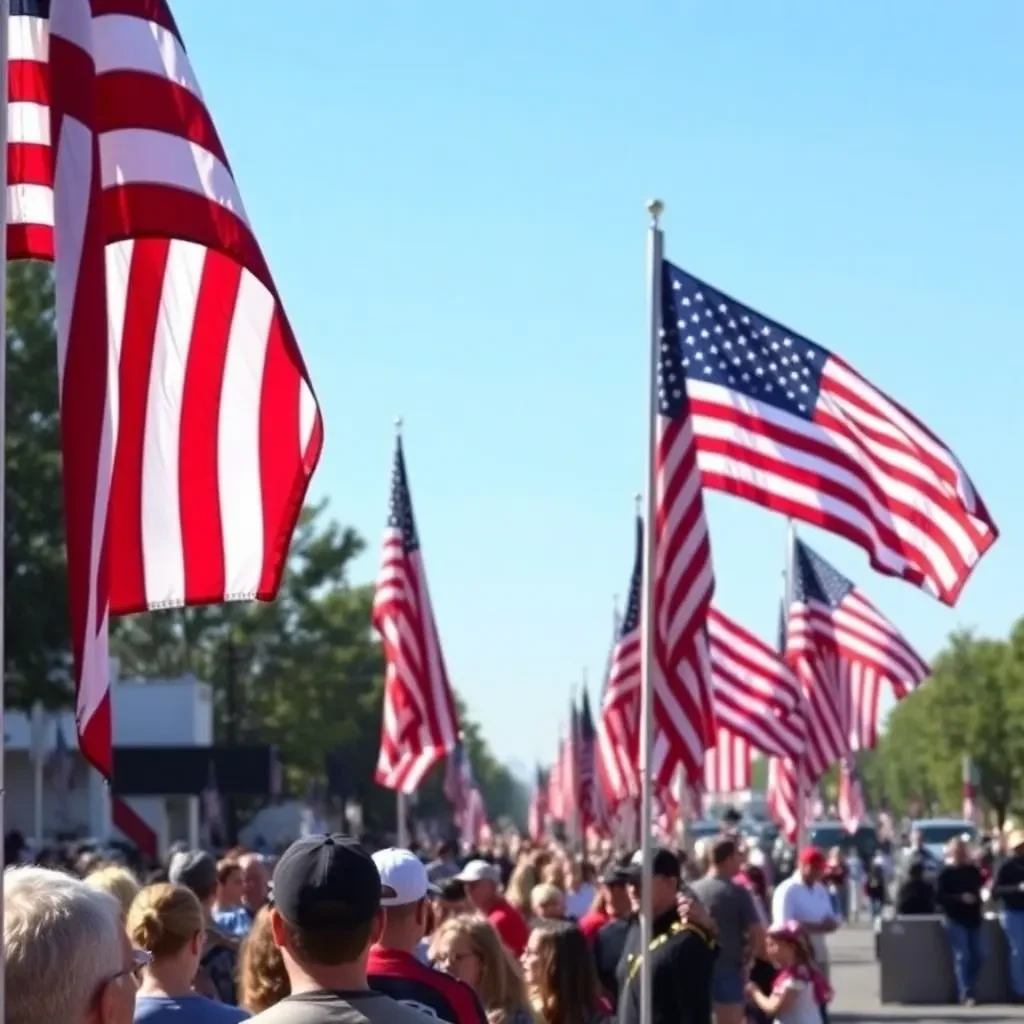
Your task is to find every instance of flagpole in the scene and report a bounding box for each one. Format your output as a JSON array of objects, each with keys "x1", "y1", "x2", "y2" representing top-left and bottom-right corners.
[
  {"x1": 638, "y1": 199, "x2": 664, "y2": 1024},
  {"x1": 0, "y1": 1, "x2": 10, "y2": 1015},
  {"x1": 784, "y1": 518, "x2": 807, "y2": 850},
  {"x1": 397, "y1": 791, "x2": 409, "y2": 848}
]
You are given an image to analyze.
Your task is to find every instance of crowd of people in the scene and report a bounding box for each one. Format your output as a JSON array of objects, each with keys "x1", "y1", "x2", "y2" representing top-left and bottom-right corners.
[{"x1": 2, "y1": 821, "x2": 849, "y2": 1024}]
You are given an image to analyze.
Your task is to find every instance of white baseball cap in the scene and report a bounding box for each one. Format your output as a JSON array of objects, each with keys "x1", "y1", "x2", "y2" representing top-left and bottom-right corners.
[
  {"x1": 372, "y1": 848, "x2": 439, "y2": 907},
  {"x1": 454, "y1": 859, "x2": 500, "y2": 884}
]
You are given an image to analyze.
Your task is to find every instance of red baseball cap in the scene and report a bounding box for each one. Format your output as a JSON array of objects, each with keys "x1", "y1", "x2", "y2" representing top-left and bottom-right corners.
[{"x1": 798, "y1": 846, "x2": 826, "y2": 870}]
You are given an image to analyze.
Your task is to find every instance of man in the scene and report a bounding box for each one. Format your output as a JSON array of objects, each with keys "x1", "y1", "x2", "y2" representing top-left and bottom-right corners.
[
  {"x1": 617, "y1": 848, "x2": 718, "y2": 1024},
  {"x1": 936, "y1": 837, "x2": 985, "y2": 1006},
  {"x1": 692, "y1": 837, "x2": 765, "y2": 1024},
  {"x1": 368, "y1": 848, "x2": 486, "y2": 1024},
  {"x1": 580, "y1": 865, "x2": 631, "y2": 941},
  {"x1": 169, "y1": 849, "x2": 240, "y2": 1004},
  {"x1": 426, "y1": 840, "x2": 461, "y2": 884},
  {"x1": 994, "y1": 829, "x2": 1024, "y2": 1001},
  {"x1": 589, "y1": 867, "x2": 634, "y2": 1005},
  {"x1": 253, "y1": 833, "x2": 435, "y2": 1023},
  {"x1": 455, "y1": 859, "x2": 529, "y2": 957},
  {"x1": 5, "y1": 864, "x2": 144, "y2": 1024},
  {"x1": 771, "y1": 846, "x2": 839, "y2": 980}
]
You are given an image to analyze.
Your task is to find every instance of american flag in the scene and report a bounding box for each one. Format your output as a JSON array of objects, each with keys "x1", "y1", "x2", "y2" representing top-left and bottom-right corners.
[
  {"x1": 703, "y1": 727, "x2": 752, "y2": 794},
  {"x1": 442, "y1": 739, "x2": 471, "y2": 816},
  {"x1": 651, "y1": 255, "x2": 718, "y2": 785},
  {"x1": 962, "y1": 756, "x2": 978, "y2": 824},
  {"x1": 767, "y1": 756, "x2": 802, "y2": 842},
  {"x1": 707, "y1": 606, "x2": 804, "y2": 760},
  {"x1": 838, "y1": 756, "x2": 866, "y2": 833},
  {"x1": 787, "y1": 537, "x2": 929, "y2": 779},
  {"x1": 374, "y1": 437, "x2": 459, "y2": 792},
  {"x1": 547, "y1": 733, "x2": 565, "y2": 822},
  {"x1": 563, "y1": 696, "x2": 581, "y2": 829},
  {"x1": 577, "y1": 688, "x2": 604, "y2": 835},
  {"x1": 527, "y1": 765, "x2": 548, "y2": 842},
  {"x1": 8, "y1": 0, "x2": 322, "y2": 777},
  {"x1": 597, "y1": 517, "x2": 642, "y2": 805},
  {"x1": 661, "y1": 262, "x2": 997, "y2": 607}
]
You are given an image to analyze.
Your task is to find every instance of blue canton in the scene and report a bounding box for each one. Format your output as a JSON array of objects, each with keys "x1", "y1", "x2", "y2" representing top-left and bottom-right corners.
[
  {"x1": 388, "y1": 440, "x2": 420, "y2": 553},
  {"x1": 620, "y1": 518, "x2": 643, "y2": 636},
  {"x1": 660, "y1": 261, "x2": 827, "y2": 420},
  {"x1": 793, "y1": 539, "x2": 854, "y2": 607}
]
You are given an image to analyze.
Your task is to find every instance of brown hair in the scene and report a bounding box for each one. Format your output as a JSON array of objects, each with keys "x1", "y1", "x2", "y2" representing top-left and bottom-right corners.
[
  {"x1": 280, "y1": 915, "x2": 375, "y2": 966},
  {"x1": 127, "y1": 883, "x2": 203, "y2": 960},
  {"x1": 431, "y1": 915, "x2": 534, "y2": 1024},
  {"x1": 240, "y1": 906, "x2": 290, "y2": 1013},
  {"x1": 529, "y1": 922, "x2": 601, "y2": 1024},
  {"x1": 217, "y1": 858, "x2": 242, "y2": 886}
]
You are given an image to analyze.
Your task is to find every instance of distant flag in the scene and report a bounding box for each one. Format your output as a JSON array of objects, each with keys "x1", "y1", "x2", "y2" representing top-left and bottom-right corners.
[
  {"x1": 443, "y1": 740, "x2": 488, "y2": 847},
  {"x1": 374, "y1": 434, "x2": 459, "y2": 793},
  {"x1": 47, "y1": 722, "x2": 73, "y2": 813},
  {"x1": 8, "y1": 0, "x2": 323, "y2": 780},
  {"x1": 962, "y1": 756, "x2": 979, "y2": 824},
  {"x1": 838, "y1": 756, "x2": 866, "y2": 833},
  {"x1": 528, "y1": 765, "x2": 548, "y2": 842},
  {"x1": 563, "y1": 696, "x2": 581, "y2": 829},
  {"x1": 201, "y1": 761, "x2": 225, "y2": 848},
  {"x1": 548, "y1": 732, "x2": 566, "y2": 822},
  {"x1": 661, "y1": 262, "x2": 996, "y2": 606},
  {"x1": 577, "y1": 688, "x2": 606, "y2": 836}
]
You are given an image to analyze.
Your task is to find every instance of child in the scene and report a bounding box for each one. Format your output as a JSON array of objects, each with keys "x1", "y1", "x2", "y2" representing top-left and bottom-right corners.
[{"x1": 744, "y1": 921, "x2": 832, "y2": 1024}]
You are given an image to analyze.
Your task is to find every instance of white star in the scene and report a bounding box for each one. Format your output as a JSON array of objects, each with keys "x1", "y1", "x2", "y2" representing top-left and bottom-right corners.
[
  {"x1": 700, "y1": 329, "x2": 710, "y2": 339},
  {"x1": 723, "y1": 340, "x2": 732, "y2": 350},
  {"x1": 718, "y1": 303, "x2": 728, "y2": 313},
  {"x1": 728, "y1": 375, "x2": 737, "y2": 385},
  {"x1": 761, "y1": 326, "x2": 771, "y2": 336},
  {"x1": 741, "y1": 372, "x2": 750, "y2": 382},
  {"x1": 703, "y1": 367, "x2": 712, "y2": 375},
  {"x1": 741, "y1": 315, "x2": 750, "y2": 325},
  {"x1": 769, "y1": 362, "x2": 777, "y2": 372},
  {"x1": 681, "y1": 297, "x2": 691, "y2": 306},
  {"x1": 695, "y1": 292, "x2": 704, "y2": 302},
  {"x1": 713, "y1": 325, "x2": 724, "y2": 335},
  {"x1": 709, "y1": 344, "x2": 718, "y2": 354},
  {"x1": 787, "y1": 391, "x2": 795, "y2": 399},
  {"x1": 790, "y1": 371, "x2": 799, "y2": 380},
  {"x1": 673, "y1": 281, "x2": 681, "y2": 290},
  {"x1": 800, "y1": 384, "x2": 808, "y2": 393},
  {"x1": 798, "y1": 404, "x2": 807, "y2": 412},
  {"x1": 755, "y1": 367, "x2": 764, "y2": 376},
  {"x1": 765, "y1": 383, "x2": 773, "y2": 392},
  {"x1": 728, "y1": 319, "x2": 737, "y2": 329},
  {"x1": 695, "y1": 352, "x2": 704, "y2": 361},
  {"x1": 732, "y1": 357, "x2": 741, "y2": 366},
  {"x1": 719, "y1": 360, "x2": 727, "y2": 370},
  {"x1": 770, "y1": 341, "x2": 780, "y2": 351},
  {"x1": 674, "y1": 389, "x2": 682, "y2": 397},
  {"x1": 691, "y1": 313, "x2": 700, "y2": 323},
  {"x1": 807, "y1": 351, "x2": 815, "y2": 360},
  {"x1": 682, "y1": 358, "x2": 690, "y2": 368},
  {"x1": 783, "y1": 338, "x2": 792, "y2": 347}
]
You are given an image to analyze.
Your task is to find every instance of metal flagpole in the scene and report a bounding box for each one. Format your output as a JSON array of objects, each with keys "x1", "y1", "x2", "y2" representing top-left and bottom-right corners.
[
  {"x1": 784, "y1": 518, "x2": 807, "y2": 850},
  {"x1": 396, "y1": 791, "x2": 409, "y2": 847},
  {"x1": 638, "y1": 198, "x2": 664, "y2": 1024},
  {"x1": 0, "y1": 1, "x2": 10, "y2": 1016}
]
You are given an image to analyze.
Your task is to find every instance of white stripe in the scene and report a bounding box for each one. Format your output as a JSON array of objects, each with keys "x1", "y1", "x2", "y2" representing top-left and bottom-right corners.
[
  {"x1": 93, "y1": 14, "x2": 204, "y2": 101},
  {"x1": 99, "y1": 128, "x2": 249, "y2": 226},
  {"x1": 9, "y1": 101, "x2": 50, "y2": 145},
  {"x1": 7, "y1": 182, "x2": 54, "y2": 228},
  {"x1": 299, "y1": 381, "x2": 318, "y2": 456},
  {"x1": 141, "y1": 239, "x2": 205, "y2": 606},
  {"x1": 9, "y1": 13, "x2": 49, "y2": 62},
  {"x1": 218, "y1": 269, "x2": 274, "y2": 598},
  {"x1": 103, "y1": 239, "x2": 133, "y2": 515}
]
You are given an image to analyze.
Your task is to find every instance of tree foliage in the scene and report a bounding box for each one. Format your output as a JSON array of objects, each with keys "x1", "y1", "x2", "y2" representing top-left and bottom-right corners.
[
  {"x1": 4, "y1": 262, "x2": 523, "y2": 830},
  {"x1": 865, "y1": 623, "x2": 1024, "y2": 826}
]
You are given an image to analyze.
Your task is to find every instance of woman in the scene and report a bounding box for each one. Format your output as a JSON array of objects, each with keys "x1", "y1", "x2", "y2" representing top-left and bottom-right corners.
[
  {"x1": 564, "y1": 859, "x2": 597, "y2": 921},
  {"x1": 522, "y1": 921, "x2": 611, "y2": 1024},
  {"x1": 239, "y1": 906, "x2": 290, "y2": 1014},
  {"x1": 530, "y1": 883, "x2": 566, "y2": 923},
  {"x1": 822, "y1": 848, "x2": 849, "y2": 920},
  {"x1": 744, "y1": 921, "x2": 831, "y2": 1024},
  {"x1": 85, "y1": 864, "x2": 141, "y2": 919},
  {"x1": 431, "y1": 914, "x2": 535, "y2": 1024},
  {"x1": 128, "y1": 882, "x2": 249, "y2": 1022}
]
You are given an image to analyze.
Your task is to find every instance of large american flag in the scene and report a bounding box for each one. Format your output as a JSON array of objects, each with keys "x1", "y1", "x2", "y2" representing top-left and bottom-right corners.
[
  {"x1": 374, "y1": 437, "x2": 459, "y2": 792},
  {"x1": 662, "y1": 262, "x2": 997, "y2": 607},
  {"x1": 707, "y1": 606, "x2": 804, "y2": 760},
  {"x1": 597, "y1": 517, "x2": 642, "y2": 805},
  {"x1": 651, "y1": 257, "x2": 717, "y2": 784},
  {"x1": 787, "y1": 537, "x2": 929, "y2": 780},
  {"x1": 8, "y1": 1, "x2": 322, "y2": 775},
  {"x1": 703, "y1": 726, "x2": 752, "y2": 794}
]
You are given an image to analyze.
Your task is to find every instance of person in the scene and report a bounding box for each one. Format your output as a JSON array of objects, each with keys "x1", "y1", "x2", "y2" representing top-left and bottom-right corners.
[
  {"x1": 864, "y1": 860, "x2": 888, "y2": 921},
  {"x1": 129, "y1": 882, "x2": 250, "y2": 1023},
  {"x1": 428, "y1": 841, "x2": 463, "y2": 884},
  {"x1": 577, "y1": 867, "x2": 630, "y2": 942},
  {"x1": 591, "y1": 873, "x2": 634, "y2": 1006},
  {"x1": 240, "y1": 906, "x2": 291, "y2": 1015},
  {"x1": 368, "y1": 847, "x2": 486, "y2": 1024},
  {"x1": 431, "y1": 915, "x2": 535, "y2": 1024},
  {"x1": 895, "y1": 860, "x2": 935, "y2": 915},
  {"x1": 6, "y1": 864, "x2": 144, "y2": 1024},
  {"x1": 935, "y1": 837, "x2": 986, "y2": 1006},
  {"x1": 616, "y1": 848, "x2": 718, "y2": 1024},
  {"x1": 822, "y1": 848, "x2": 848, "y2": 921},
  {"x1": 248, "y1": 833, "x2": 441, "y2": 1022},
  {"x1": 529, "y1": 883, "x2": 566, "y2": 922},
  {"x1": 168, "y1": 850, "x2": 240, "y2": 1005},
  {"x1": 993, "y1": 828, "x2": 1024, "y2": 1001},
  {"x1": 86, "y1": 863, "x2": 143, "y2": 919},
  {"x1": 744, "y1": 921, "x2": 831, "y2": 1024},
  {"x1": 214, "y1": 860, "x2": 249, "y2": 936},
  {"x1": 691, "y1": 836, "x2": 765, "y2": 1024},
  {"x1": 522, "y1": 921, "x2": 610, "y2": 1024},
  {"x1": 434, "y1": 879, "x2": 472, "y2": 923},
  {"x1": 771, "y1": 847, "x2": 839, "y2": 982},
  {"x1": 456, "y1": 860, "x2": 530, "y2": 958},
  {"x1": 563, "y1": 859, "x2": 596, "y2": 921}
]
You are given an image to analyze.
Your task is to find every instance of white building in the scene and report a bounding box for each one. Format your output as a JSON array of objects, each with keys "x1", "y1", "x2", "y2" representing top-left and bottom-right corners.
[{"x1": 4, "y1": 668, "x2": 214, "y2": 858}]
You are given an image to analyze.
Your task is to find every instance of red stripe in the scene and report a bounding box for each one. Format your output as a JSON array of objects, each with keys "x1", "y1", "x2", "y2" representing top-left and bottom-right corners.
[
  {"x1": 9, "y1": 141, "x2": 52, "y2": 185},
  {"x1": 9, "y1": 58, "x2": 49, "y2": 106},
  {"x1": 7, "y1": 222, "x2": 53, "y2": 260},
  {"x1": 107, "y1": 238, "x2": 168, "y2": 613},
  {"x1": 178, "y1": 249, "x2": 238, "y2": 604},
  {"x1": 96, "y1": 71, "x2": 230, "y2": 169}
]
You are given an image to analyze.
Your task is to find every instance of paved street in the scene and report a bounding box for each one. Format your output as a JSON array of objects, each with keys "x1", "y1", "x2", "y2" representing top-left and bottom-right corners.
[{"x1": 830, "y1": 924, "x2": 1024, "y2": 1023}]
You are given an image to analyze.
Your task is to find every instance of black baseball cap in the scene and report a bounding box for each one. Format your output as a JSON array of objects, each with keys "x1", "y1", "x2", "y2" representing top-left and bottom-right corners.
[
  {"x1": 600, "y1": 865, "x2": 631, "y2": 886},
  {"x1": 272, "y1": 834, "x2": 381, "y2": 931},
  {"x1": 628, "y1": 847, "x2": 682, "y2": 884}
]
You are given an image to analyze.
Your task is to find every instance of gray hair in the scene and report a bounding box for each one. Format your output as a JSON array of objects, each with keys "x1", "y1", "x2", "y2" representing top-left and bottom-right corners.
[{"x1": 4, "y1": 865, "x2": 125, "y2": 1024}]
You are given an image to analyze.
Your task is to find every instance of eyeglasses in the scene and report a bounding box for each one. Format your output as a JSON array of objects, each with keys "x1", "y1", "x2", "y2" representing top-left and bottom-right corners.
[{"x1": 91, "y1": 949, "x2": 153, "y2": 1006}]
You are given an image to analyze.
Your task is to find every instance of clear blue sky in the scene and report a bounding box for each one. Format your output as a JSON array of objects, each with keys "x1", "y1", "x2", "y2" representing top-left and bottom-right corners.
[{"x1": 176, "y1": 1, "x2": 1023, "y2": 771}]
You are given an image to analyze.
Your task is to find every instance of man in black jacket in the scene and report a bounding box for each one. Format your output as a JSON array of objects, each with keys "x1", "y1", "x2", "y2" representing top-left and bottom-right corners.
[
  {"x1": 935, "y1": 837, "x2": 985, "y2": 1006},
  {"x1": 994, "y1": 829, "x2": 1024, "y2": 1001},
  {"x1": 617, "y1": 849, "x2": 718, "y2": 1024}
]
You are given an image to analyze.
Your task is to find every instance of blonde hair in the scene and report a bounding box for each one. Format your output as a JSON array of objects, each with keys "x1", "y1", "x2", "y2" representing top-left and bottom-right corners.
[
  {"x1": 127, "y1": 883, "x2": 203, "y2": 959},
  {"x1": 529, "y1": 883, "x2": 563, "y2": 915},
  {"x1": 431, "y1": 915, "x2": 534, "y2": 1024},
  {"x1": 506, "y1": 861, "x2": 538, "y2": 914},
  {"x1": 84, "y1": 864, "x2": 141, "y2": 918},
  {"x1": 240, "y1": 906, "x2": 290, "y2": 1013}
]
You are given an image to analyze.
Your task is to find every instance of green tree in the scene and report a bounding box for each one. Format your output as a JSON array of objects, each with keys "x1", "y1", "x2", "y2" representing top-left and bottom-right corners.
[{"x1": 4, "y1": 261, "x2": 72, "y2": 710}]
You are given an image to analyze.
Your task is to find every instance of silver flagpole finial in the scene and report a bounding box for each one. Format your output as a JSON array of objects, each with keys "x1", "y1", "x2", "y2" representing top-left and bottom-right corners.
[
  {"x1": 394, "y1": 416, "x2": 403, "y2": 436},
  {"x1": 634, "y1": 492, "x2": 643, "y2": 516},
  {"x1": 646, "y1": 198, "x2": 664, "y2": 225}
]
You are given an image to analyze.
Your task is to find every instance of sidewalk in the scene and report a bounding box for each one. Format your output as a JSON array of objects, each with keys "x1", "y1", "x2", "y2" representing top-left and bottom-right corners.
[{"x1": 830, "y1": 923, "x2": 1024, "y2": 1022}]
